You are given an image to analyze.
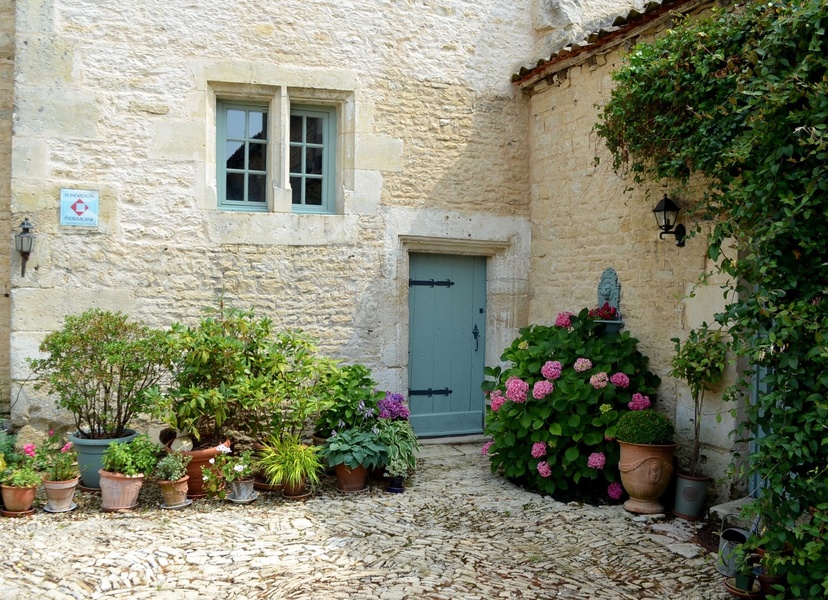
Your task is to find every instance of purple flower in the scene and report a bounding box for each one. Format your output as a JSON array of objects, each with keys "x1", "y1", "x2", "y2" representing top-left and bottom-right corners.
[
  {"x1": 573, "y1": 358, "x2": 593, "y2": 373},
  {"x1": 608, "y1": 482, "x2": 623, "y2": 500},
  {"x1": 490, "y1": 391, "x2": 506, "y2": 412},
  {"x1": 505, "y1": 377, "x2": 529, "y2": 403},
  {"x1": 589, "y1": 372, "x2": 609, "y2": 389},
  {"x1": 541, "y1": 361, "x2": 563, "y2": 380},
  {"x1": 531, "y1": 442, "x2": 547, "y2": 458},
  {"x1": 628, "y1": 393, "x2": 651, "y2": 411},
  {"x1": 532, "y1": 380, "x2": 554, "y2": 399},
  {"x1": 610, "y1": 372, "x2": 630, "y2": 388},
  {"x1": 555, "y1": 312, "x2": 575, "y2": 328},
  {"x1": 481, "y1": 441, "x2": 494, "y2": 456},
  {"x1": 378, "y1": 392, "x2": 411, "y2": 420},
  {"x1": 587, "y1": 452, "x2": 606, "y2": 469},
  {"x1": 537, "y1": 461, "x2": 552, "y2": 478}
]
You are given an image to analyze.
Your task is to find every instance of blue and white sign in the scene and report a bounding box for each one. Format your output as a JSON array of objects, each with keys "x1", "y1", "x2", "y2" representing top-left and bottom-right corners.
[{"x1": 60, "y1": 189, "x2": 99, "y2": 226}]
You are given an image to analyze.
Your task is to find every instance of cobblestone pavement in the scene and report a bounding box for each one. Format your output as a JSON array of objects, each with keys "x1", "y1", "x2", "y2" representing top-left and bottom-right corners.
[{"x1": 0, "y1": 443, "x2": 729, "y2": 599}]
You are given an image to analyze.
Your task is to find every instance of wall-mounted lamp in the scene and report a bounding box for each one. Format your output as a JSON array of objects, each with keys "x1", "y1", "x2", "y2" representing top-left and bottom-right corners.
[
  {"x1": 652, "y1": 195, "x2": 686, "y2": 247},
  {"x1": 14, "y1": 218, "x2": 35, "y2": 277}
]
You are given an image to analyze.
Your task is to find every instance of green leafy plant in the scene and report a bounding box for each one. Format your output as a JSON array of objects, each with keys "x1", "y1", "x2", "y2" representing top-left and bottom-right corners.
[
  {"x1": 314, "y1": 364, "x2": 384, "y2": 438},
  {"x1": 35, "y1": 430, "x2": 78, "y2": 482},
  {"x1": 595, "y1": 3, "x2": 828, "y2": 595},
  {"x1": 201, "y1": 446, "x2": 256, "y2": 500},
  {"x1": 28, "y1": 309, "x2": 171, "y2": 439},
  {"x1": 322, "y1": 428, "x2": 388, "y2": 471},
  {"x1": 152, "y1": 453, "x2": 192, "y2": 482},
  {"x1": 376, "y1": 419, "x2": 419, "y2": 475},
  {"x1": 481, "y1": 308, "x2": 660, "y2": 501},
  {"x1": 0, "y1": 430, "x2": 17, "y2": 473},
  {"x1": 615, "y1": 410, "x2": 675, "y2": 445},
  {"x1": 101, "y1": 434, "x2": 160, "y2": 477},
  {"x1": 256, "y1": 435, "x2": 323, "y2": 491},
  {"x1": 2, "y1": 443, "x2": 40, "y2": 487},
  {"x1": 670, "y1": 324, "x2": 730, "y2": 476}
]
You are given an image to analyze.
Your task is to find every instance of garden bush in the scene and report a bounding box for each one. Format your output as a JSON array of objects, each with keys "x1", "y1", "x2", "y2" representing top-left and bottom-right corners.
[{"x1": 481, "y1": 309, "x2": 660, "y2": 501}]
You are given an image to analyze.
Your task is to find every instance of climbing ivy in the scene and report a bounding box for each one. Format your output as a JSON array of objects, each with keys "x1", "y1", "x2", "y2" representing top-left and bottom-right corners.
[{"x1": 595, "y1": 2, "x2": 828, "y2": 597}]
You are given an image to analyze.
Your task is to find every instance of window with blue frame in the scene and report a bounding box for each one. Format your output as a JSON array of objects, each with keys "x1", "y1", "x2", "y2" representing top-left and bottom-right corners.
[
  {"x1": 217, "y1": 102, "x2": 269, "y2": 212},
  {"x1": 289, "y1": 106, "x2": 336, "y2": 214}
]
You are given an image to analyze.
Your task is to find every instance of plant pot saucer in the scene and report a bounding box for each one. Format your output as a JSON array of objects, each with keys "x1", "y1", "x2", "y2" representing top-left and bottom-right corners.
[
  {"x1": 226, "y1": 491, "x2": 258, "y2": 505},
  {"x1": 102, "y1": 503, "x2": 138, "y2": 513},
  {"x1": 386, "y1": 485, "x2": 405, "y2": 493},
  {"x1": 282, "y1": 489, "x2": 312, "y2": 501},
  {"x1": 724, "y1": 577, "x2": 762, "y2": 599},
  {"x1": 254, "y1": 480, "x2": 283, "y2": 492},
  {"x1": 337, "y1": 485, "x2": 369, "y2": 494},
  {"x1": 77, "y1": 484, "x2": 101, "y2": 493},
  {"x1": 43, "y1": 501, "x2": 77, "y2": 514},
  {"x1": 1, "y1": 507, "x2": 35, "y2": 518},
  {"x1": 160, "y1": 498, "x2": 193, "y2": 510}
]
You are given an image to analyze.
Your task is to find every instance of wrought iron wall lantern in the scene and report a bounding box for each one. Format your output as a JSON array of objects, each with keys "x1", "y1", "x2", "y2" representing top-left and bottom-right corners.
[
  {"x1": 14, "y1": 218, "x2": 35, "y2": 277},
  {"x1": 652, "y1": 195, "x2": 686, "y2": 247}
]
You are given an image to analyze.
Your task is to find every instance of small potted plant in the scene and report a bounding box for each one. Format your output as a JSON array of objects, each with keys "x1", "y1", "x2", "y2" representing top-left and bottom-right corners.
[
  {"x1": 670, "y1": 323, "x2": 729, "y2": 519},
  {"x1": 35, "y1": 430, "x2": 80, "y2": 513},
  {"x1": 322, "y1": 428, "x2": 388, "y2": 493},
  {"x1": 614, "y1": 408, "x2": 676, "y2": 514},
  {"x1": 27, "y1": 309, "x2": 171, "y2": 489},
  {"x1": 375, "y1": 392, "x2": 419, "y2": 486},
  {"x1": 257, "y1": 435, "x2": 323, "y2": 500},
  {"x1": 201, "y1": 446, "x2": 257, "y2": 502},
  {"x1": 1, "y1": 442, "x2": 40, "y2": 515},
  {"x1": 383, "y1": 454, "x2": 411, "y2": 493},
  {"x1": 99, "y1": 434, "x2": 160, "y2": 511},
  {"x1": 153, "y1": 453, "x2": 192, "y2": 509}
]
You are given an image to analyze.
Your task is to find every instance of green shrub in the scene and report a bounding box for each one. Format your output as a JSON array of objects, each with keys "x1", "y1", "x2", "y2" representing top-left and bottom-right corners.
[
  {"x1": 314, "y1": 364, "x2": 383, "y2": 438},
  {"x1": 615, "y1": 410, "x2": 675, "y2": 445},
  {"x1": 101, "y1": 434, "x2": 159, "y2": 477},
  {"x1": 481, "y1": 308, "x2": 660, "y2": 501}
]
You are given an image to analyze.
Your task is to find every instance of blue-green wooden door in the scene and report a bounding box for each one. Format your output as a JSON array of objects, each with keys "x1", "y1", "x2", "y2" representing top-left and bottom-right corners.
[{"x1": 408, "y1": 253, "x2": 487, "y2": 437}]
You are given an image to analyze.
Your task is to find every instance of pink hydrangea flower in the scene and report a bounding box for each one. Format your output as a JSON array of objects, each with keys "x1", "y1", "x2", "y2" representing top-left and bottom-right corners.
[
  {"x1": 537, "y1": 461, "x2": 552, "y2": 478},
  {"x1": 533, "y1": 380, "x2": 554, "y2": 399},
  {"x1": 589, "y1": 372, "x2": 609, "y2": 389},
  {"x1": 531, "y1": 442, "x2": 547, "y2": 458},
  {"x1": 22, "y1": 443, "x2": 36, "y2": 457},
  {"x1": 608, "y1": 482, "x2": 623, "y2": 500},
  {"x1": 628, "y1": 393, "x2": 652, "y2": 411},
  {"x1": 573, "y1": 358, "x2": 593, "y2": 372},
  {"x1": 554, "y1": 312, "x2": 575, "y2": 328},
  {"x1": 505, "y1": 377, "x2": 529, "y2": 403},
  {"x1": 587, "y1": 452, "x2": 606, "y2": 469},
  {"x1": 541, "y1": 360, "x2": 563, "y2": 380},
  {"x1": 610, "y1": 372, "x2": 630, "y2": 388},
  {"x1": 489, "y1": 390, "x2": 506, "y2": 412},
  {"x1": 481, "y1": 441, "x2": 494, "y2": 456}
]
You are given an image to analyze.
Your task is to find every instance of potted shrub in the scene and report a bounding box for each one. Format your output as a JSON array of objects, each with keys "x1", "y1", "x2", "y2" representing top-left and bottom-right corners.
[
  {"x1": 322, "y1": 428, "x2": 388, "y2": 493},
  {"x1": 35, "y1": 430, "x2": 80, "y2": 513},
  {"x1": 313, "y1": 364, "x2": 384, "y2": 439},
  {"x1": 27, "y1": 309, "x2": 171, "y2": 489},
  {"x1": 99, "y1": 434, "x2": 159, "y2": 511},
  {"x1": 384, "y1": 454, "x2": 411, "y2": 493},
  {"x1": 375, "y1": 392, "x2": 419, "y2": 486},
  {"x1": 1, "y1": 442, "x2": 40, "y2": 515},
  {"x1": 201, "y1": 446, "x2": 257, "y2": 502},
  {"x1": 615, "y1": 409, "x2": 676, "y2": 514},
  {"x1": 669, "y1": 324, "x2": 729, "y2": 519},
  {"x1": 153, "y1": 453, "x2": 192, "y2": 509},
  {"x1": 257, "y1": 435, "x2": 323, "y2": 500}
]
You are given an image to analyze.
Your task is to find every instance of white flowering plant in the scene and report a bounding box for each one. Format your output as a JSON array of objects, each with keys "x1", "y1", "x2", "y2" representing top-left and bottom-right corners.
[{"x1": 201, "y1": 445, "x2": 256, "y2": 500}]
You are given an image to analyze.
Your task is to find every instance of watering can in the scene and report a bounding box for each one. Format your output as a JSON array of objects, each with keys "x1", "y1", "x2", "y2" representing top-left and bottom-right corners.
[{"x1": 716, "y1": 513, "x2": 756, "y2": 576}]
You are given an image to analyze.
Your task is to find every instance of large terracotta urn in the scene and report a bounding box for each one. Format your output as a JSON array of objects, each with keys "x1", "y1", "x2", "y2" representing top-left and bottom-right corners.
[{"x1": 618, "y1": 441, "x2": 676, "y2": 514}]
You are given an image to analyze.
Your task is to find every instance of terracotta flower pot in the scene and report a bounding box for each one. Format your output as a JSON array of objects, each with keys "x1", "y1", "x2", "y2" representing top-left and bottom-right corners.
[
  {"x1": 334, "y1": 464, "x2": 368, "y2": 492},
  {"x1": 1, "y1": 484, "x2": 38, "y2": 513},
  {"x1": 157, "y1": 476, "x2": 189, "y2": 508},
  {"x1": 99, "y1": 469, "x2": 144, "y2": 511},
  {"x1": 42, "y1": 477, "x2": 80, "y2": 512},
  {"x1": 171, "y1": 441, "x2": 228, "y2": 499},
  {"x1": 618, "y1": 440, "x2": 676, "y2": 514},
  {"x1": 282, "y1": 478, "x2": 309, "y2": 500}
]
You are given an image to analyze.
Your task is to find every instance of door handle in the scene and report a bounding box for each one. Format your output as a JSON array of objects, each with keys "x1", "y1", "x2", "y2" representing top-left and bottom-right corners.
[{"x1": 472, "y1": 324, "x2": 479, "y2": 352}]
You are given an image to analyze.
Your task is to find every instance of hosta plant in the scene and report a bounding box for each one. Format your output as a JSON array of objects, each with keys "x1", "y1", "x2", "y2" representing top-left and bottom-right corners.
[{"x1": 481, "y1": 308, "x2": 660, "y2": 501}]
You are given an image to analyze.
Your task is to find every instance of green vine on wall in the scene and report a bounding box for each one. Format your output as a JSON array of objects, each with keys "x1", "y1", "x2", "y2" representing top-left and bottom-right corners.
[{"x1": 595, "y1": 2, "x2": 827, "y2": 597}]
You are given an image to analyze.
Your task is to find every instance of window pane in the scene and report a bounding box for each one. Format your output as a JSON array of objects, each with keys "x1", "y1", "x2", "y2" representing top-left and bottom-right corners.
[
  {"x1": 290, "y1": 176, "x2": 302, "y2": 204},
  {"x1": 249, "y1": 175, "x2": 266, "y2": 203},
  {"x1": 249, "y1": 141, "x2": 266, "y2": 171},
  {"x1": 249, "y1": 111, "x2": 266, "y2": 140},
  {"x1": 289, "y1": 146, "x2": 302, "y2": 174},
  {"x1": 227, "y1": 109, "x2": 246, "y2": 139},
  {"x1": 306, "y1": 147, "x2": 323, "y2": 175},
  {"x1": 226, "y1": 141, "x2": 245, "y2": 169},
  {"x1": 226, "y1": 173, "x2": 245, "y2": 201},
  {"x1": 306, "y1": 117, "x2": 323, "y2": 144},
  {"x1": 305, "y1": 178, "x2": 322, "y2": 205},
  {"x1": 290, "y1": 115, "x2": 303, "y2": 143}
]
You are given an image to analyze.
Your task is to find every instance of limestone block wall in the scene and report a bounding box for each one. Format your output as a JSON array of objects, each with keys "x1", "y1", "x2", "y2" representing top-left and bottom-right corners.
[
  {"x1": 9, "y1": 0, "x2": 535, "y2": 438},
  {"x1": 526, "y1": 50, "x2": 743, "y2": 501},
  {"x1": 0, "y1": 0, "x2": 14, "y2": 414}
]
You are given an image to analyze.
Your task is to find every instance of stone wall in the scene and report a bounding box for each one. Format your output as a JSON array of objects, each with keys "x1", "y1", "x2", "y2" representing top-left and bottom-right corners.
[
  {"x1": 0, "y1": 0, "x2": 14, "y2": 415},
  {"x1": 525, "y1": 40, "x2": 743, "y2": 501},
  {"x1": 8, "y1": 0, "x2": 535, "y2": 438}
]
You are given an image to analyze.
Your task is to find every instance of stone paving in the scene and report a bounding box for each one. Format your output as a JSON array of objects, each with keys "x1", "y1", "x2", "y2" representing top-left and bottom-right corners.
[{"x1": 0, "y1": 443, "x2": 730, "y2": 599}]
